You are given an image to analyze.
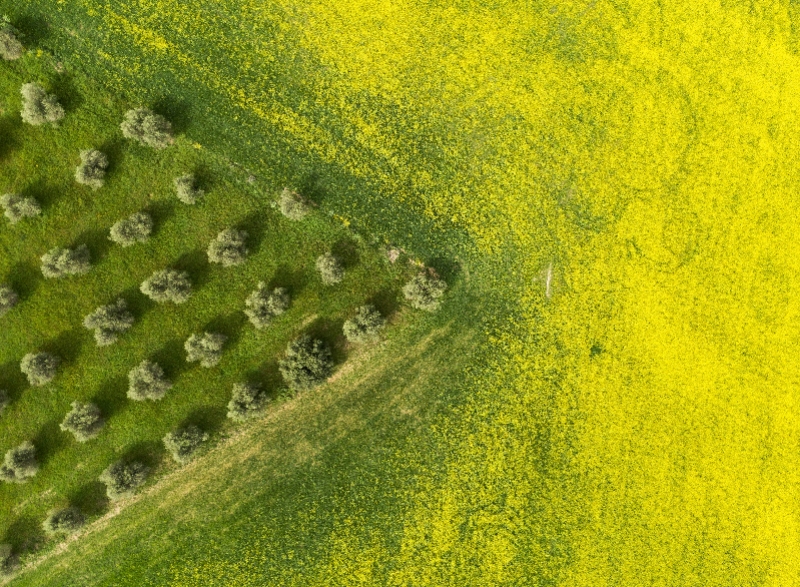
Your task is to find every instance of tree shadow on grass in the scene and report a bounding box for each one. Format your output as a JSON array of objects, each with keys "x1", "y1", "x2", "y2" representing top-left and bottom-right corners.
[
  {"x1": 6, "y1": 258, "x2": 40, "y2": 302},
  {"x1": 237, "y1": 212, "x2": 268, "y2": 256},
  {"x1": 192, "y1": 163, "x2": 215, "y2": 195},
  {"x1": 331, "y1": 238, "x2": 360, "y2": 269},
  {"x1": 48, "y1": 72, "x2": 83, "y2": 112},
  {"x1": 173, "y1": 249, "x2": 210, "y2": 290},
  {"x1": 181, "y1": 405, "x2": 227, "y2": 435},
  {"x1": 268, "y1": 265, "x2": 308, "y2": 298},
  {"x1": 249, "y1": 361, "x2": 285, "y2": 396},
  {"x1": 69, "y1": 481, "x2": 109, "y2": 517},
  {"x1": 0, "y1": 360, "x2": 27, "y2": 403},
  {"x1": 121, "y1": 440, "x2": 163, "y2": 470},
  {"x1": 150, "y1": 338, "x2": 188, "y2": 380},
  {"x1": 297, "y1": 170, "x2": 327, "y2": 207},
  {"x1": 144, "y1": 199, "x2": 176, "y2": 237},
  {"x1": 366, "y1": 287, "x2": 401, "y2": 319},
  {"x1": 152, "y1": 95, "x2": 192, "y2": 135},
  {"x1": 97, "y1": 138, "x2": 125, "y2": 178},
  {"x1": 427, "y1": 256, "x2": 461, "y2": 283},
  {"x1": 74, "y1": 228, "x2": 112, "y2": 265},
  {"x1": 14, "y1": 13, "x2": 50, "y2": 48},
  {"x1": 305, "y1": 316, "x2": 348, "y2": 366},
  {"x1": 40, "y1": 329, "x2": 85, "y2": 365},
  {"x1": 119, "y1": 285, "x2": 155, "y2": 321},
  {"x1": 33, "y1": 418, "x2": 68, "y2": 466},
  {"x1": 20, "y1": 178, "x2": 61, "y2": 211},
  {"x1": 3, "y1": 515, "x2": 45, "y2": 555},
  {"x1": 0, "y1": 114, "x2": 20, "y2": 162},
  {"x1": 92, "y1": 375, "x2": 128, "y2": 419},
  {"x1": 203, "y1": 312, "x2": 246, "y2": 350}
]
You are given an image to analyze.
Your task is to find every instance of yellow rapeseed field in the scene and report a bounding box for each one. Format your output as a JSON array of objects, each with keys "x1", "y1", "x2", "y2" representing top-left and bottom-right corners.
[{"x1": 32, "y1": 0, "x2": 800, "y2": 584}]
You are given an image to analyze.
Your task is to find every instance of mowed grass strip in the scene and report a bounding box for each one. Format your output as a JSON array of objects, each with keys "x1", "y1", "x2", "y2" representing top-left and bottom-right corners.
[{"x1": 0, "y1": 48, "x2": 414, "y2": 559}]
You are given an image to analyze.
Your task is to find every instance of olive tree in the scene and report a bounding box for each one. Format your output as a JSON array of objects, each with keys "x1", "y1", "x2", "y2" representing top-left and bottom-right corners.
[
  {"x1": 226, "y1": 382, "x2": 269, "y2": 421},
  {"x1": 0, "y1": 193, "x2": 41, "y2": 224},
  {"x1": 83, "y1": 298, "x2": 134, "y2": 346},
  {"x1": 60, "y1": 401, "x2": 104, "y2": 442},
  {"x1": 20, "y1": 352, "x2": 59, "y2": 386},
  {"x1": 0, "y1": 543, "x2": 16, "y2": 577},
  {"x1": 163, "y1": 425, "x2": 208, "y2": 463},
  {"x1": 20, "y1": 82, "x2": 64, "y2": 126},
  {"x1": 0, "y1": 441, "x2": 38, "y2": 483},
  {"x1": 278, "y1": 335, "x2": 334, "y2": 391},
  {"x1": 185, "y1": 332, "x2": 226, "y2": 368},
  {"x1": 174, "y1": 173, "x2": 204, "y2": 204},
  {"x1": 0, "y1": 285, "x2": 18, "y2": 317},
  {"x1": 207, "y1": 229, "x2": 248, "y2": 267},
  {"x1": 0, "y1": 17, "x2": 23, "y2": 61},
  {"x1": 41, "y1": 245, "x2": 91, "y2": 278},
  {"x1": 278, "y1": 187, "x2": 310, "y2": 220},
  {"x1": 402, "y1": 272, "x2": 447, "y2": 311},
  {"x1": 120, "y1": 108, "x2": 173, "y2": 149},
  {"x1": 128, "y1": 360, "x2": 172, "y2": 401},
  {"x1": 42, "y1": 507, "x2": 84, "y2": 535},
  {"x1": 98, "y1": 460, "x2": 149, "y2": 500},
  {"x1": 75, "y1": 149, "x2": 108, "y2": 189},
  {"x1": 140, "y1": 269, "x2": 192, "y2": 303},
  {"x1": 244, "y1": 283, "x2": 289, "y2": 329},
  {"x1": 109, "y1": 211, "x2": 152, "y2": 247},
  {"x1": 315, "y1": 252, "x2": 344, "y2": 285},
  {"x1": 343, "y1": 304, "x2": 386, "y2": 343}
]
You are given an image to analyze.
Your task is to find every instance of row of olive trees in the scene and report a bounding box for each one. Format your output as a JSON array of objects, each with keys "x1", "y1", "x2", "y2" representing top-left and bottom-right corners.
[{"x1": 0, "y1": 18, "x2": 448, "y2": 567}]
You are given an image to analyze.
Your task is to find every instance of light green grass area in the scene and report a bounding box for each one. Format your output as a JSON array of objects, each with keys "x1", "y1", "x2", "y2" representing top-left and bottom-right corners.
[{"x1": 0, "y1": 46, "x2": 435, "y2": 577}]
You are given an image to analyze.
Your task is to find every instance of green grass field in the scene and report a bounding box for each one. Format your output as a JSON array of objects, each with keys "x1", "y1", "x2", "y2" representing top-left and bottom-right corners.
[{"x1": 3, "y1": 1, "x2": 800, "y2": 586}]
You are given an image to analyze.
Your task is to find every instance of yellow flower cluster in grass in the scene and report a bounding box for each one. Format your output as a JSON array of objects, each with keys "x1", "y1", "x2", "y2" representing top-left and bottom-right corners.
[{"x1": 70, "y1": 0, "x2": 800, "y2": 584}]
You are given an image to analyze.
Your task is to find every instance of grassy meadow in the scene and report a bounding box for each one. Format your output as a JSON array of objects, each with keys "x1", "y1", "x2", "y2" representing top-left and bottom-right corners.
[{"x1": 2, "y1": 0, "x2": 800, "y2": 586}]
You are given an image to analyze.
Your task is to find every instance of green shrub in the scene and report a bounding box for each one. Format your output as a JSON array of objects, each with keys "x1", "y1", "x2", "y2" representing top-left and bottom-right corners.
[
  {"x1": 402, "y1": 272, "x2": 447, "y2": 311},
  {"x1": 0, "y1": 285, "x2": 18, "y2": 317},
  {"x1": 0, "y1": 543, "x2": 16, "y2": 577},
  {"x1": 0, "y1": 17, "x2": 23, "y2": 61},
  {"x1": 0, "y1": 441, "x2": 38, "y2": 483},
  {"x1": 20, "y1": 82, "x2": 64, "y2": 126},
  {"x1": 207, "y1": 228, "x2": 248, "y2": 267},
  {"x1": 42, "y1": 507, "x2": 85, "y2": 535},
  {"x1": 316, "y1": 252, "x2": 344, "y2": 285},
  {"x1": 163, "y1": 425, "x2": 208, "y2": 463},
  {"x1": 98, "y1": 460, "x2": 149, "y2": 500},
  {"x1": 83, "y1": 298, "x2": 134, "y2": 346},
  {"x1": 0, "y1": 390, "x2": 7, "y2": 415},
  {"x1": 109, "y1": 211, "x2": 152, "y2": 247},
  {"x1": 140, "y1": 269, "x2": 192, "y2": 303},
  {"x1": 120, "y1": 108, "x2": 174, "y2": 149},
  {"x1": 343, "y1": 304, "x2": 386, "y2": 343},
  {"x1": 226, "y1": 382, "x2": 270, "y2": 421},
  {"x1": 244, "y1": 283, "x2": 290, "y2": 329},
  {"x1": 127, "y1": 360, "x2": 172, "y2": 401},
  {"x1": 279, "y1": 335, "x2": 334, "y2": 391},
  {"x1": 75, "y1": 149, "x2": 108, "y2": 189},
  {"x1": 278, "y1": 187, "x2": 310, "y2": 220},
  {"x1": 0, "y1": 193, "x2": 41, "y2": 224},
  {"x1": 40, "y1": 245, "x2": 91, "y2": 278},
  {"x1": 185, "y1": 332, "x2": 227, "y2": 367},
  {"x1": 60, "y1": 401, "x2": 104, "y2": 442},
  {"x1": 20, "y1": 352, "x2": 59, "y2": 386},
  {"x1": 174, "y1": 173, "x2": 204, "y2": 204}
]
